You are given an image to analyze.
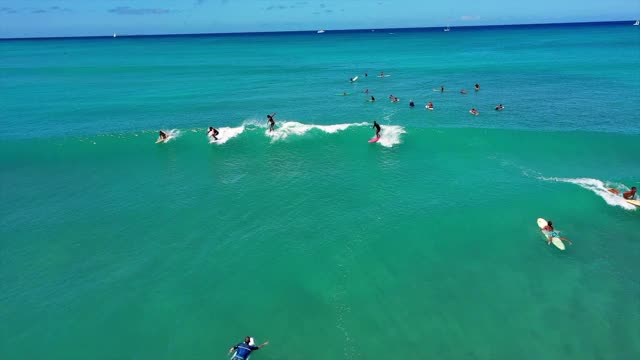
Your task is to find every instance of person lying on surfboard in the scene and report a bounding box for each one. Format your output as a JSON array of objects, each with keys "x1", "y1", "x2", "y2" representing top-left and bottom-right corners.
[
  {"x1": 208, "y1": 127, "x2": 219, "y2": 140},
  {"x1": 372, "y1": 121, "x2": 381, "y2": 138},
  {"x1": 228, "y1": 336, "x2": 269, "y2": 360},
  {"x1": 495, "y1": 104, "x2": 504, "y2": 111},
  {"x1": 542, "y1": 221, "x2": 572, "y2": 245},
  {"x1": 267, "y1": 113, "x2": 276, "y2": 132},
  {"x1": 623, "y1": 187, "x2": 637, "y2": 199}
]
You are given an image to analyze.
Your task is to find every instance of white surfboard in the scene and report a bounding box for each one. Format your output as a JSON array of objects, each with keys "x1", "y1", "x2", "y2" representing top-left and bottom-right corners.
[
  {"x1": 537, "y1": 218, "x2": 565, "y2": 250},
  {"x1": 626, "y1": 199, "x2": 640, "y2": 207},
  {"x1": 350, "y1": 76, "x2": 358, "y2": 82},
  {"x1": 155, "y1": 136, "x2": 172, "y2": 143},
  {"x1": 377, "y1": 74, "x2": 391, "y2": 77}
]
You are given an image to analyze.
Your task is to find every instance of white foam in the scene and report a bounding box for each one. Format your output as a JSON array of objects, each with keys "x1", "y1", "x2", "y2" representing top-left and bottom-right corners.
[
  {"x1": 376, "y1": 125, "x2": 406, "y2": 148},
  {"x1": 539, "y1": 176, "x2": 636, "y2": 210},
  {"x1": 209, "y1": 126, "x2": 245, "y2": 144},
  {"x1": 266, "y1": 121, "x2": 368, "y2": 142}
]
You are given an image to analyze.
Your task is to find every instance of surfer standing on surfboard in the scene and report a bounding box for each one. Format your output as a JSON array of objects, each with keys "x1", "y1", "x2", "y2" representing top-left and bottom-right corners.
[
  {"x1": 228, "y1": 337, "x2": 269, "y2": 360},
  {"x1": 158, "y1": 131, "x2": 168, "y2": 141},
  {"x1": 267, "y1": 113, "x2": 276, "y2": 132},
  {"x1": 542, "y1": 221, "x2": 572, "y2": 245},
  {"x1": 208, "y1": 127, "x2": 219, "y2": 141},
  {"x1": 372, "y1": 121, "x2": 381, "y2": 138}
]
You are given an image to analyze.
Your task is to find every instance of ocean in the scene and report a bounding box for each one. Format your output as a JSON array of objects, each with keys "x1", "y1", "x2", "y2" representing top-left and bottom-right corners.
[{"x1": 1, "y1": 22, "x2": 639, "y2": 359}]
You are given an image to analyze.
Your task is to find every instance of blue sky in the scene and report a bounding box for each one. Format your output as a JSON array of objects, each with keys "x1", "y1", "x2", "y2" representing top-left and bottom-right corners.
[{"x1": 1, "y1": 0, "x2": 638, "y2": 38}]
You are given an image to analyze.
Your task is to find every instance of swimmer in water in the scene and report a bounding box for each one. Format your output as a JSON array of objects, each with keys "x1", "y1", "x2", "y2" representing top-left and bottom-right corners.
[
  {"x1": 228, "y1": 337, "x2": 269, "y2": 360},
  {"x1": 409, "y1": 100, "x2": 415, "y2": 107},
  {"x1": 372, "y1": 121, "x2": 381, "y2": 138},
  {"x1": 267, "y1": 112, "x2": 276, "y2": 132},
  {"x1": 208, "y1": 127, "x2": 219, "y2": 140},
  {"x1": 370, "y1": 95, "x2": 376, "y2": 102},
  {"x1": 474, "y1": 83, "x2": 480, "y2": 91},
  {"x1": 460, "y1": 89, "x2": 467, "y2": 94}
]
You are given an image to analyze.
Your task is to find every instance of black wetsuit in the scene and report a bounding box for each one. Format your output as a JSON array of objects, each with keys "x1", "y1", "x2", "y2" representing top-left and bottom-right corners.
[
  {"x1": 373, "y1": 122, "x2": 381, "y2": 138},
  {"x1": 267, "y1": 114, "x2": 275, "y2": 132}
]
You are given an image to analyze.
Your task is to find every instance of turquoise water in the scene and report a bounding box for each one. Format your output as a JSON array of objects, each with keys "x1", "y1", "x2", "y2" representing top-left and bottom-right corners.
[{"x1": 1, "y1": 23, "x2": 640, "y2": 359}]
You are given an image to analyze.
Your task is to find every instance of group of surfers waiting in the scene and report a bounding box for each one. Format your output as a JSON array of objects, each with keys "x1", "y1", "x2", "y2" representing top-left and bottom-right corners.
[{"x1": 349, "y1": 81, "x2": 504, "y2": 115}]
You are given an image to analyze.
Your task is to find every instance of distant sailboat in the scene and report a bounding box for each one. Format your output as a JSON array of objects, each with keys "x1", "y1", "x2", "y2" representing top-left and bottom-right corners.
[
  {"x1": 634, "y1": 20, "x2": 639, "y2": 26},
  {"x1": 113, "y1": 33, "x2": 117, "y2": 38},
  {"x1": 444, "y1": 25, "x2": 450, "y2": 32},
  {"x1": 317, "y1": 29, "x2": 325, "y2": 34}
]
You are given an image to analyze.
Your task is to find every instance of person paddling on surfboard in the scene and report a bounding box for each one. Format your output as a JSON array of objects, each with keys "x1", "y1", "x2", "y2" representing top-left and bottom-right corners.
[
  {"x1": 372, "y1": 121, "x2": 381, "y2": 138},
  {"x1": 623, "y1": 186, "x2": 637, "y2": 199},
  {"x1": 495, "y1": 104, "x2": 504, "y2": 111},
  {"x1": 208, "y1": 127, "x2": 219, "y2": 141},
  {"x1": 542, "y1": 221, "x2": 572, "y2": 245},
  {"x1": 267, "y1": 113, "x2": 276, "y2": 132},
  {"x1": 228, "y1": 337, "x2": 269, "y2": 360}
]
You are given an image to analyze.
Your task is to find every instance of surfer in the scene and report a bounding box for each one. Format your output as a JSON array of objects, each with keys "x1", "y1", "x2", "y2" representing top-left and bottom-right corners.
[
  {"x1": 380, "y1": 71, "x2": 384, "y2": 77},
  {"x1": 409, "y1": 100, "x2": 415, "y2": 107},
  {"x1": 474, "y1": 83, "x2": 480, "y2": 91},
  {"x1": 370, "y1": 95, "x2": 376, "y2": 102},
  {"x1": 495, "y1": 104, "x2": 504, "y2": 111},
  {"x1": 542, "y1": 221, "x2": 572, "y2": 245},
  {"x1": 364, "y1": 89, "x2": 369, "y2": 94},
  {"x1": 372, "y1": 121, "x2": 381, "y2": 138},
  {"x1": 440, "y1": 85, "x2": 445, "y2": 93},
  {"x1": 460, "y1": 89, "x2": 467, "y2": 94},
  {"x1": 365, "y1": 72, "x2": 368, "y2": 77},
  {"x1": 469, "y1": 108, "x2": 479, "y2": 115},
  {"x1": 158, "y1": 131, "x2": 168, "y2": 140},
  {"x1": 267, "y1": 113, "x2": 276, "y2": 132},
  {"x1": 426, "y1": 101, "x2": 434, "y2": 110},
  {"x1": 392, "y1": 97, "x2": 400, "y2": 103},
  {"x1": 623, "y1": 186, "x2": 637, "y2": 199},
  {"x1": 208, "y1": 127, "x2": 219, "y2": 140},
  {"x1": 228, "y1": 337, "x2": 269, "y2": 360}
]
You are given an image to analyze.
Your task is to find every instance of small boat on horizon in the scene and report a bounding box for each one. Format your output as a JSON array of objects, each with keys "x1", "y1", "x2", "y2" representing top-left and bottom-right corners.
[
  {"x1": 113, "y1": 33, "x2": 117, "y2": 38},
  {"x1": 634, "y1": 20, "x2": 639, "y2": 26},
  {"x1": 444, "y1": 25, "x2": 450, "y2": 32},
  {"x1": 317, "y1": 29, "x2": 325, "y2": 34}
]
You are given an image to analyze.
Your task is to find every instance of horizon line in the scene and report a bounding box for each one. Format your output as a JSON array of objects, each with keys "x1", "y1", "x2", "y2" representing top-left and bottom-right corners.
[{"x1": 0, "y1": 20, "x2": 634, "y2": 41}]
